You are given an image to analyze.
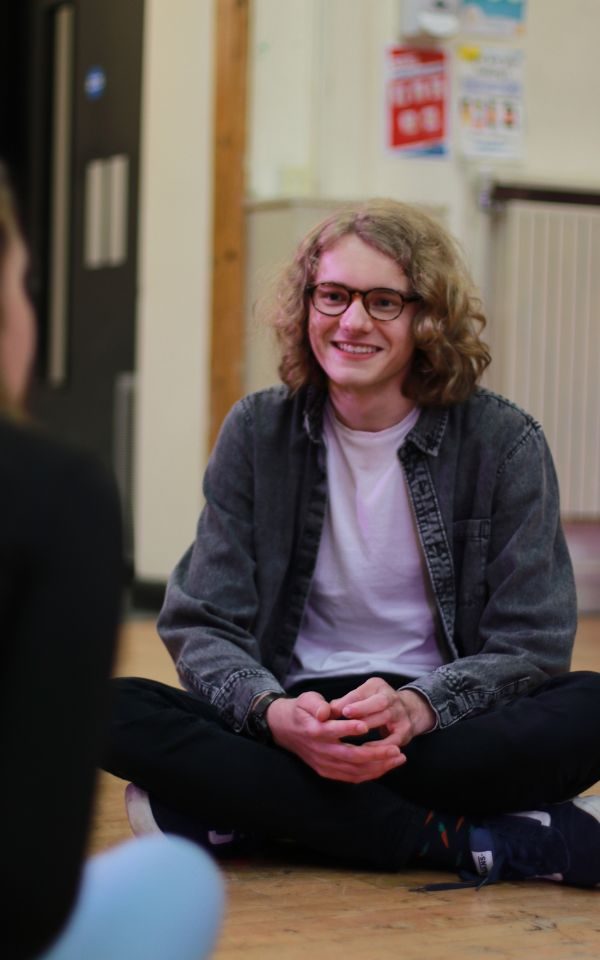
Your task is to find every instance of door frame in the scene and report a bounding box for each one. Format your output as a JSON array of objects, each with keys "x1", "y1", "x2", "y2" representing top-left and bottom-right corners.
[{"x1": 210, "y1": 0, "x2": 250, "y2": 448}]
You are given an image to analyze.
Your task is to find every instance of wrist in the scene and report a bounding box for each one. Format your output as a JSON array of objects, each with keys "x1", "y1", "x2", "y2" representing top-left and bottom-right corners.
[
  {"x1": 397, "y1": 689, "x2": 436, "y2": 735},
  {"x1": 264, "y1": 694, "x2": 292, "y2": 741},
  {"x1": 245, "y1": 691, "x2": 288, "y2": 743}
]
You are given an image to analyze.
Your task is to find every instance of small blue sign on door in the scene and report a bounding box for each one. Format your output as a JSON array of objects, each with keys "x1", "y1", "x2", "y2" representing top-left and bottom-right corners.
[{"x1": 85, "y1": 66, "x2": 107, "y2": 100}]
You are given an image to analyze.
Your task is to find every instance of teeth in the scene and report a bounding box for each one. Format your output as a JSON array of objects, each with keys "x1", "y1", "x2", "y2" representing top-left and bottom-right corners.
[{"x1": 336, "y1": 343, "x2": 377, "y2": 355}]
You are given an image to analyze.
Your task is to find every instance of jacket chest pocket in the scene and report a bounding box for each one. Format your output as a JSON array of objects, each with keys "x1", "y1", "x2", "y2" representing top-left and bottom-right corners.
[{"x1": 452, "y1": 518, "x2": 490, "y2": 606}]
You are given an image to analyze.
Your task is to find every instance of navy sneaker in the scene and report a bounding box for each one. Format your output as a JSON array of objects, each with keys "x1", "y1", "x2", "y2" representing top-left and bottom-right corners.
[
  {"x1": 125, "y1": 783, "x2": 254, "y2": 860},
  {"x1": 467, "y1": 795, "x2": 600, "y2": 889}
]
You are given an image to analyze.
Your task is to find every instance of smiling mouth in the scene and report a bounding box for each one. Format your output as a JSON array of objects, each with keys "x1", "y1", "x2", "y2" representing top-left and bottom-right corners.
[{"x1": 333, "y1": 342, "x2": 381, "y2": 356}]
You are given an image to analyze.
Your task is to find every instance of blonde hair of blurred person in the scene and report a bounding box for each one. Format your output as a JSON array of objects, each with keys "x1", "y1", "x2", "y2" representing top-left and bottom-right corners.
[{"x1": 0, "y1": 168, "x2": 35, "y2": 416}]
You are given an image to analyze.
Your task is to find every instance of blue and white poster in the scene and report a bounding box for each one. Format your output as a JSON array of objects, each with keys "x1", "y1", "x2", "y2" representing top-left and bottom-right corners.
[
  {"x1": 457, "y1": 45, "x2": 524, "y2": 159},
  {"x1": 461, "y1": 0, "x2": 527, "y2": 37}
]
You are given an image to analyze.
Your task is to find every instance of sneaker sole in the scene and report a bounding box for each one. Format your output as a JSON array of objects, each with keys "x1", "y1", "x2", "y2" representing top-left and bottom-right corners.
[{"x1": 573, "y1": 794, "x2": 600, "y2": 826}]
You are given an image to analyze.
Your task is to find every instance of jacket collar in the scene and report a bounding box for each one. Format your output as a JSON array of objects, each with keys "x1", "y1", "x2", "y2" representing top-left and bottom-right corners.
[
  {"x1": 302, "y1": 386, "x2": 328, "y2": 444},
  {"x1": 302, "y1": 386, "x2": 448, "y2": 455},
  {"x1": 405, "y1": 404, "x2": 448, "y2": 456}
]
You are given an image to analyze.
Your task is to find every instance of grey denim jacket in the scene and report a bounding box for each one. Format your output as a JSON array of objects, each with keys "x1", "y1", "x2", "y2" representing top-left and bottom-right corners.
[{"x1": 158, "y1": 385, "x2": 577, "y2": 733}]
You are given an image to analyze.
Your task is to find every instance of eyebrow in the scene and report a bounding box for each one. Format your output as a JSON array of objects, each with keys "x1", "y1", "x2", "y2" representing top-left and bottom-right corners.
[{"x1": 315, "y1": 281, "x2": 414, "y2": 296}]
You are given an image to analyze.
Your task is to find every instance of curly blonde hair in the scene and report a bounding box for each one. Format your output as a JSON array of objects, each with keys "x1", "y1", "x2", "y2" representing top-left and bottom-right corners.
[{"x1": 268, "y1": 199, "x2": 490, "y2": 407}]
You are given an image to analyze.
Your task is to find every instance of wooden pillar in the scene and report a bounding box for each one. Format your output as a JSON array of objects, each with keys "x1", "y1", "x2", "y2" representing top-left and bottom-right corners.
[{"x1": 209, "y1": 0, "x2": 249, "y2": 448}]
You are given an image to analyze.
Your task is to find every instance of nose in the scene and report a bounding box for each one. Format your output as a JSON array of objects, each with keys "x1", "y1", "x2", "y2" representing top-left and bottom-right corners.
[{"x1": 338, "y1": 295, "x2": 373, "y2": 333}]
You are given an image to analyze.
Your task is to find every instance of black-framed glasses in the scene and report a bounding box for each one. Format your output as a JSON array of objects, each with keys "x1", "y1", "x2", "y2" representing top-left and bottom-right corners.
[{"x1": 305, "y1": 282, "x2": 421, "y2": 322}]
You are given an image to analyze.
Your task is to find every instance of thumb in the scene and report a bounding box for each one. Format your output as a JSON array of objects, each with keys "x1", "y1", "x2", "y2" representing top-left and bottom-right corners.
[{"x1": 298, "y1": 690, "x2": 331, "y2": 721}]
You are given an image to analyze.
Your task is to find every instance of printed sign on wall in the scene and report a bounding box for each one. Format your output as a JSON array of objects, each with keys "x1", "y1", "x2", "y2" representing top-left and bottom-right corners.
[
  {"x1": 457, "y1": 45, "x2": 524, "y2": 159},
  {"x1": 461, "y1": 0, "x2": 527, "y2": 38},
  {"x1": 384, "y1": 47, "x2": 449, "y2": 156}
]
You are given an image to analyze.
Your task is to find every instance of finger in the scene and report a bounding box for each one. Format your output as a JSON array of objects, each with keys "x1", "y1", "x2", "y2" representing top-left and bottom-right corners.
[
  {"x1": 317, "y1": 751, "x2": 407, "y2": 782},
  {"x1": 297, "y1": 691, "x2": 332, "y2": 722},
  {"x1": 376, "y1": 728, "x2": 413, "y2": 749},
  {"x1": 343, "y1": 707, "x2": 405, "y2": 735},
  {"x1": 296, "y1": 715, "x2": 370, "y2": 743},
  {"x1": 338, "y1": 693, "x2": 391, "y2": 720},
  {"x1": 319, "y1": 717, "x2": 370, "y2": 739},
  {"x1": 330, "y1": 740, "x2": 404, "y2": 765},
  {"x1": 329, "y1": 684, "x2": 373, "y2": 715},
  {"x1": 308, "y1": 738, "x2": 401, "y2": 768}
]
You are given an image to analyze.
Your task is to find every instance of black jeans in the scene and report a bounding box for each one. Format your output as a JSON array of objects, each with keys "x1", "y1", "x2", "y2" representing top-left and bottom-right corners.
[{"x1": 103, "y1": 671, "x2": 600, "y2": 872}]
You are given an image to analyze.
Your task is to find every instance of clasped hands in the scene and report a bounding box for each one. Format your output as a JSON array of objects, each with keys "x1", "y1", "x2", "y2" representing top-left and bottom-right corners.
[{"x1": 266, "y1": 677, "x2": 436, "y2": 784}]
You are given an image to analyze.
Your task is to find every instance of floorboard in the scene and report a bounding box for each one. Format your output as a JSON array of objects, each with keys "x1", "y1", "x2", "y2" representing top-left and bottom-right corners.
[{"x1": 89, "y1": 617, "x2": 600, "y2": 959}]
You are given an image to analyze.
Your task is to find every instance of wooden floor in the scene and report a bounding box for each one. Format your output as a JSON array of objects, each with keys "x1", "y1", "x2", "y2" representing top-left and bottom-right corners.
[{"x1": 90, "y1": 618, "x2": 600, "y2": 959}]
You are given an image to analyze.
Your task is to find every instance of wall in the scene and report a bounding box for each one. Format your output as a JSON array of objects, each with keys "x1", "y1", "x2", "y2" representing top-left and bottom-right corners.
[
  {"x1": 525, "y1": 0, "x2": 600, "y2": 185},
  {"x1": 135, "y1": 0, "x2": 600, "y2": 581},
  {"x1": 134, "y1": 0, "x2": 214, "y2": 582},
  {"x1": 248, "y1": 0, "x2": 600, "y2": 277}
]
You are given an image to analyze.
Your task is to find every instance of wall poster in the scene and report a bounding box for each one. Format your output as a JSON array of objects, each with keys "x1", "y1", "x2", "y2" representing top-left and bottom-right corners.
[
  {"x1": 461, "y1": 0, "x2": 527, "y2": 38},
  {"x1": 384, "y1": 46, "x2": 449, "y2": 156},
  {"x1": 457, "y1": 44, "x2": 524, "y2": 159}
]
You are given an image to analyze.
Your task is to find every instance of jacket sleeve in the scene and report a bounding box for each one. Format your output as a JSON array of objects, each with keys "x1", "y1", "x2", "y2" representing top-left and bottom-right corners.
[
  {"x1": 158, "y1": 399, "x2": 286, "y2": 731},
  {"x1": 404, "y1": 421, "x2": 577, "y2": 729}
]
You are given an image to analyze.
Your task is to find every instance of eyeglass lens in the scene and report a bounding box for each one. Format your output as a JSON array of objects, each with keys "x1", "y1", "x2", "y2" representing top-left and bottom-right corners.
[{"x1": 311, "y1": 283, "x2": 406, "y2": 321}]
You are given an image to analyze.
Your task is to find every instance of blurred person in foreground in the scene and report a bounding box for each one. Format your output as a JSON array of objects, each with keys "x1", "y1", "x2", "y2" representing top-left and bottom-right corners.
[
  {"x1": 106, "y1": 199, "x2": 600, "y2": 891},
  {"x1": 0, "y1": 166, "x2": 224, "y2": 959}
]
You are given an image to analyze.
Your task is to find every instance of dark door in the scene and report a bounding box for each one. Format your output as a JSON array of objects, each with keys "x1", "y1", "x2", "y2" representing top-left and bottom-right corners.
[
  {"x1": 2, "y1": 0, "x2": 144, "y2": 561},
  {"x1": 32, "y1": 0, "x2": 144, "y2": 468}
]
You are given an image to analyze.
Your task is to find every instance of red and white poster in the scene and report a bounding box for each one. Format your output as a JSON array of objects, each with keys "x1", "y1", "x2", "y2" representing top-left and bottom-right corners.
[{"x1": 384, "y1": 46, "x2": 449, "y2": 156}]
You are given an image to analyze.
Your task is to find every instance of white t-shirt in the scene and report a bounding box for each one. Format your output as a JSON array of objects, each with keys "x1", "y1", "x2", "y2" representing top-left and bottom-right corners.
[{"x1": 286, "y1": 402, "x2": 442, "y2": 686}]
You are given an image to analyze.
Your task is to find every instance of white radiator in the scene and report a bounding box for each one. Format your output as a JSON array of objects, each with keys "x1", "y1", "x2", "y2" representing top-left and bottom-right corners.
[{"x1": 485, "y1": 200, "x2": 600, "y2": 518}]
